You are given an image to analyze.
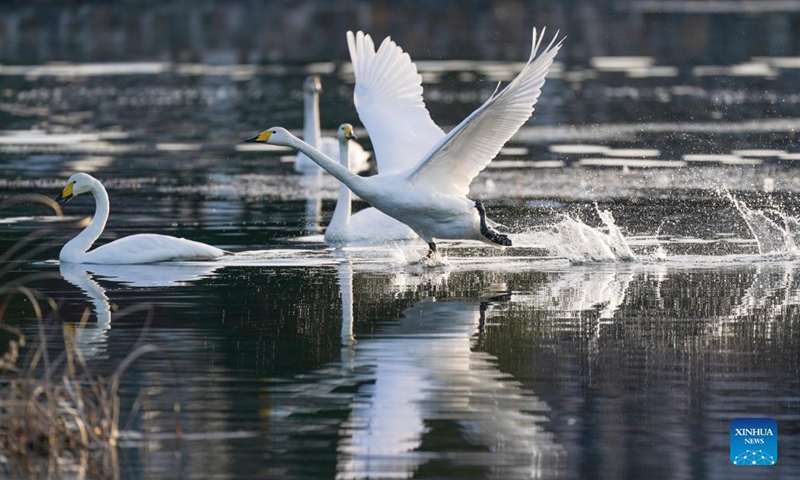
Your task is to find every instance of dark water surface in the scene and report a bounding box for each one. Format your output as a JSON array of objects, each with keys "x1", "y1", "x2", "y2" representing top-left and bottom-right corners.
[{"x1": 2, "y1": 28, "x2": 800, "y2": 480}]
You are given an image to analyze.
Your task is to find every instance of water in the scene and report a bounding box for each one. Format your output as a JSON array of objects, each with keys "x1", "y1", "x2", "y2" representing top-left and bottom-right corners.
[{"x1": 2, "y1": 8, "x2": 800, "y2": 479}]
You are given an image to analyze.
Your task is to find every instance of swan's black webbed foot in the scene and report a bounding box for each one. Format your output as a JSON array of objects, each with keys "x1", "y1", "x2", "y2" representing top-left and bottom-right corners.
[
  {"x1": 426, "y1": 242, "x2": 437, "y2": 258},
  {"x1": 475, "y1": 201, "x2": 512, "y2": 247}
]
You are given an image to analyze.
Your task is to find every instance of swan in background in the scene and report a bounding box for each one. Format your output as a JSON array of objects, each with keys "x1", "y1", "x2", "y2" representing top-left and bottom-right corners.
[
  {"x1": 247, "y1": 28, "x2": 562, "y2": 258},
  {"x1": 324, "y1": 124, "x2": 417, "y2": 245},
  {"x1": 294, "y1": 75, "x2": 371, "y2": 174},
  {"x1": 55, "y1": 172, "x2": 225, "y2": 264}
]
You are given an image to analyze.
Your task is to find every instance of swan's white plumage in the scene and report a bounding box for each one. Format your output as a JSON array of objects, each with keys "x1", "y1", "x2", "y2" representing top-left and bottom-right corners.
[
  {"x1": 68, "y1": 234, "x2": 225, "y2": 265},
  {"x1": 252, "y1": 28, "x2": 562, "y2": 251},
  {"x1": 324, "y1": 124, "x2": 417, "y2": 245},
  {"x1": 407, "y1": 29, "x2": 563, "y2": 197},
  {"x1": 57, "y1": 173, "x2": 224, "y2": 264},
  {"x1": 347, "y1": 31, "x2": 444, "y2": 174}
]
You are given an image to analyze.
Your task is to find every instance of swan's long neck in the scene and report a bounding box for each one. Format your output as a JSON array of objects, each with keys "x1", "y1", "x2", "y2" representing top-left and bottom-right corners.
[
  {"x1": 62, "y1": 179, "x2": 109, "y2": 258},
  {"x1": 302, "y1": 90, "x2": 322, "y2": 148},
  {"x1": 285, "y1": 134, "x2": 370, "y2": 198},
  {"x1": 327, "y1": 139, "x2": 352, "y2": 235}
]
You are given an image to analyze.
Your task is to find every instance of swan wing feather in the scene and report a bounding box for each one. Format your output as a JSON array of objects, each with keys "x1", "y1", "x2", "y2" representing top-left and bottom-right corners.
[
  {"x1": 347, "y1": 30, "x2": 445, "y2": 174},
  {"x1": 406, "y1": 28, "x2": 563, "y2": 196}
]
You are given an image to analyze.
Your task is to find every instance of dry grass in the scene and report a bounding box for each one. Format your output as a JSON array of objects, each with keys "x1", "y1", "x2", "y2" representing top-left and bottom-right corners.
[{"x1": 0, "y1": 195, "x2": 181, "y2": 478}]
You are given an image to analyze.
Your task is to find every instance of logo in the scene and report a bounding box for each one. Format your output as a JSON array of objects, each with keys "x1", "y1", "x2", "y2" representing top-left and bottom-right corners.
[{"x1": 730, "y1": 418, "x2": 777, "y2": 466}]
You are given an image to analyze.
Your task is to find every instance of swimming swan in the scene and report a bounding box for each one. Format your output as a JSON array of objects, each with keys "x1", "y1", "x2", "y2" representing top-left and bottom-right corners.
[
  {"x1": 294, "y1": 75, "x2": 371, "y2": 174},
  {"x1": 247, "y1": 28, "x2": 562, "y2": 257},
  {"x1": 324, "y1": 123, "x2": 417, "y2": 244},
  {"x1": 55, "y1": 172, "x2": 225, "y2": 264}
]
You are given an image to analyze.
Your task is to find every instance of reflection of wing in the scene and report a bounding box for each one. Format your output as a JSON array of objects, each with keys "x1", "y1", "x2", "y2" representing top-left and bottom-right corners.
[
  {"x1": 407, "y1": 29, "x2": 562, "y2": 196},
  {"x1": 339, "y1": 296, "x2": 562, "y2": 478},
  {"x1": 347, "y1": 31, "x2": 445, "y2": 174},
  {"x1": 266, "y1": 289, "x2": 562, "y2": 478}
]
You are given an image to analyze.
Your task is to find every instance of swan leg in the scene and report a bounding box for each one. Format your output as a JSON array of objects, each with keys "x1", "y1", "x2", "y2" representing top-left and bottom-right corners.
[
  {"x1": 426, "y1": 242, "x2": 437, "y2": 258},
  {"x1": 475, "y1": 201, "x2": 512, "y2": 247}
]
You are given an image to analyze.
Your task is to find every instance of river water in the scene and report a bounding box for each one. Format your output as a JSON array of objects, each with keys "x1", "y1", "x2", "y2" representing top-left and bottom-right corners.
[{"x1": 1, "y1": 31, "x2": 799, "y2": 480}]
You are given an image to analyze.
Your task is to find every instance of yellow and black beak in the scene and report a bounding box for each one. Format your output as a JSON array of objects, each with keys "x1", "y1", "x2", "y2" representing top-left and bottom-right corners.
[
  {"x1": 55, "y1": 183, "x2": 74, "y2": 205},
  {"x1": 244, "y1": 131, "x2": 271, "y2": 143},
  {"x1": 346, "y1": 129, "x2": 357, "y2": 141}
]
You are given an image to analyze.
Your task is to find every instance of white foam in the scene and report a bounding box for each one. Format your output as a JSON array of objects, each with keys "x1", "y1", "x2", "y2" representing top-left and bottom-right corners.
[
  {"x1": 156, "y1": 143, "x2": 201, "y2": 152},
  {"x1": 590, "y1": 56, "x2": 654, "y2": 71},
  {"x1": 489, "y1": 160, "x2": 565, "y2": 169},
  {"x1": 550, "y1": 144, "x2": 610, "y2": 154},
  {"x1": 0, "y1": 131, "x2": 101, "y2": 144},
  {"x1": 604, "y1": 148, "x2": 661, "y2": 157},
  {"x1": 727, "y1": 191, "x2": 800, "y2": 256},
  {"x1": 732, "y1": 149, "x2": 786, "y2": 157},
  {"x1": 535, "y1": 207, "x2": 637, "y2": 264},
  {"x1": 683, "y1": 154, "x2": 742, "y2": 163},
  {"x1": 626, "y1": 66, "x2": 680, "y2": 78},
  {"x1": 235, "y1": 144, "x2": 292, "y2": 152},
  {"x1": 499, "y1": 147, "x2": 529, "y2": 156},
  {"x1": 0, "y1": 62, "x2": 169, "y2": 77},
  {"x1": 693, "y1": 63, "x2": 777, "y2": 77},
  {"x1": 578, "y1": 158, "x2": 684, "y2": 168},
  {"x1": 720, "y1": 157, "x2": 763, "y2": 166}
]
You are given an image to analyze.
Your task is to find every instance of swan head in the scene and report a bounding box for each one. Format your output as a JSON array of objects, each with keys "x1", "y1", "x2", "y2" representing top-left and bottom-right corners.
[
  {"x1": 244, "y1": 127, "x2": 293, "y2": 146},
  {"x1": 56, "y1": 172, "x2": 95, "y2": 205},
  {"x1": 303, "y1": 75, "x2": 322, "y2": 94},
  {"x1": 337, "y1": 124, "x2": 357, "y2": 141}
]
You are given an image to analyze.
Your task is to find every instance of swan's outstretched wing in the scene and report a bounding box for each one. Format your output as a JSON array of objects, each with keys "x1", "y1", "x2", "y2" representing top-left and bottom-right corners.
[
  {"x1": 347, "y1": 31, "x2": 445, "y2": 174},
  {"x1": 83, "y1": 234, "x2": 224, "y2": 264},
  {"x1": 406, "y1": 28, "x2": 563, "y2": 197}
]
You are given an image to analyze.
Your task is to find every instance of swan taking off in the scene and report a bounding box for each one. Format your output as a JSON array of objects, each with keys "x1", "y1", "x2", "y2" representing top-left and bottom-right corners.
[
  {"x1": 294, "y1": 75, "x2": 371, "y2": 175},
  {"x1": 247, "y1": 28, "x2": 563, "y2": 257},
  {"x1": 55, "y1": 173, "x2": 225, "y2": 264},
  {"x1": 324, "y1": 123, "x2": 417, "y2": 245}
]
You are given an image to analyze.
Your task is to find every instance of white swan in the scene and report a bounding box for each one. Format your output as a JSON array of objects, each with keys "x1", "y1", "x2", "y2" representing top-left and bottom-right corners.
[
  {"x1": 324, "y1": 123, "x2": 418, "y2": 244},
  {"x1": 55, "y1": 172, "x2": 225, "y2": 264},
  {"x1": 247, "y1": 28, "x2": 562, "y2": 257},
  {"x1": 294, "y1": 75, "x2": 371, "y2": 174}
]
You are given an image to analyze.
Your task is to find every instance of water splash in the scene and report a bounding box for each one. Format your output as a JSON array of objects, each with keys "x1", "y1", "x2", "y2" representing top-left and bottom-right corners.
[
  {"x1": 726, "y1": 191, "x2": 800, "y2": 256},
  {"x1": 538, "y1": 206, "x2": 637, "y2": 264}
]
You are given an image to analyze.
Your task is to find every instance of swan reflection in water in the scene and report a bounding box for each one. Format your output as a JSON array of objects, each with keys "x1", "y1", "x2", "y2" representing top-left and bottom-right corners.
[
  {"x1": 271, "y1": 258, "x2": 565, "y2": 479},
  {"x1": 59, "y1": 261, "x2": 221, "y2": 357}
]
